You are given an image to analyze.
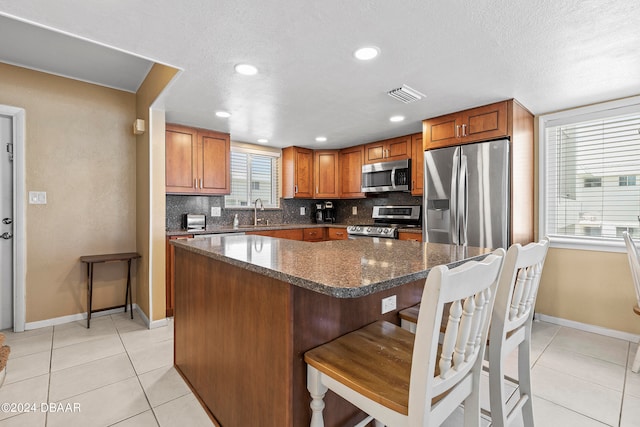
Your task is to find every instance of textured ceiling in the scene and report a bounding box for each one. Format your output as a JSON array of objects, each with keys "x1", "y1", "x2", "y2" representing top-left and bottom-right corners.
[{"x1": 0, "y1": 0, "x2": 639, "y2": 149}]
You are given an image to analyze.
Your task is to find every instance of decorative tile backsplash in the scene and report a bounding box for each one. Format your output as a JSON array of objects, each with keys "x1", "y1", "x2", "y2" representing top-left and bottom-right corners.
[{"x1": 166, "y1": 192, "x2": 422, "y2": 230}]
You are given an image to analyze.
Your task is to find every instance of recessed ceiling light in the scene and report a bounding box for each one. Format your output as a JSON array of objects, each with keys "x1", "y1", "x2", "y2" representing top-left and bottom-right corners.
[
  {"x1": 215, "y1": 111, "x2": 231, "y2": 118},
  {"x1": 389, "y1": 115, "x2": 405, "y2": 122},
  {"x1": 234, "y1": 63, "x2": 258, "y2": 75},
  {"x1": 354, "y1": 46, "x2": 380, "y2": 61},
  {"x1": 315, "y1": 136, "x2": 327, "y2": 142},
  {"x1": 257, "y1": 138, "x2": 269, "y2": 144}
]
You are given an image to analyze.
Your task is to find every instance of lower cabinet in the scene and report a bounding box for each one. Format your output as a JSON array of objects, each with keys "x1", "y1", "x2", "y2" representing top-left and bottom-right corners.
[
  {"x1": 303, "y1": 228, "x2": 326, "y2": 242},
  {"x1": 246, "y1": 229, "x2": 304, "y2": 240},
  {"x1": 327, "y1": 227, "x2": 348, "y2": 240},
  {"x1": 166, "y1": 235, "x2": 193, "y2": 317},
  {"x1": 398, "y1": 232, "x2": 422, "y2": 242}
]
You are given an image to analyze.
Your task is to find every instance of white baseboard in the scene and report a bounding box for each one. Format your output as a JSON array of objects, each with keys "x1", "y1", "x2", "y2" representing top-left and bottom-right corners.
[
  {"x1": 23, "y1": 304, "x2": 169, "y2": 331},
  {"x1": 535, "y1": 313, "x2": 640, "y2": 343}
]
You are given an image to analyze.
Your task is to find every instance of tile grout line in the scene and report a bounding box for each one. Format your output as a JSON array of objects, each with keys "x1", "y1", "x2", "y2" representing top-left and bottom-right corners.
[
  {"x1": 45, "y1": 325, "x2": 55, "y2": 427},
  {"x1": 617, "y1": 341, "x2": 632, "y2": 427},
  {"x1": 113, "y1": 314, "x2": 162, "y2": 427}
]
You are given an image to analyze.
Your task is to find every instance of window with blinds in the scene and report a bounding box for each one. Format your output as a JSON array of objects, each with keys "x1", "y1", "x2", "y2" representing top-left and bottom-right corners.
[
  {"x1": 224, "y1": 147, "x2": 279, "y2": 208},
  {"x1": 542, "y1": 100, "x2": 640, "y2": 249}
]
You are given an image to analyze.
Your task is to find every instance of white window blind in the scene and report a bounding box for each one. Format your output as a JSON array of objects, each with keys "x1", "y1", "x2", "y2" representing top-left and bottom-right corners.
[
  {"x1": 543, "y1": 106, "x2": 640, "y2": 248},
  {"x1": 224, "y1": 146, "x2": 279, "y2": 208}
]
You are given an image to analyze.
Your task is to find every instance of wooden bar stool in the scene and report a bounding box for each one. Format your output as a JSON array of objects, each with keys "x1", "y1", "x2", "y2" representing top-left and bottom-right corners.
[
  {"x1": 304, "y1": 249, "x2": 505, "y2": 427},
  {"x1": 80, "y1": 252, "x2": 141, "y2": 328}
]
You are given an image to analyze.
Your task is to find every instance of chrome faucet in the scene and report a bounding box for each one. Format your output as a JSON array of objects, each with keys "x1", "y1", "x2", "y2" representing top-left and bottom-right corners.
[{"x1": 254, "y1": 198, "x2": 264, "y2": 226}]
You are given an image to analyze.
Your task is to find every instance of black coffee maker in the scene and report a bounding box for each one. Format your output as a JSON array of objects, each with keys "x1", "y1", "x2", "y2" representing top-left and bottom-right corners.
[{"x1": 322, "y1": 201, "x2": 335, "y2": 223}]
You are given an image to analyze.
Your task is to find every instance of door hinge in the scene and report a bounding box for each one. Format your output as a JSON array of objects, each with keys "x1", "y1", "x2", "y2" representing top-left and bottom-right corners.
[{"x1": 6, "y1": 142, "x2": 13, "y2": 161}]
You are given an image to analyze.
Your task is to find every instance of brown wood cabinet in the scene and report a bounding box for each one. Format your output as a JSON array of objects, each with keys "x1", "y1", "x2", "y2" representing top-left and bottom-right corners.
[
  {"x1": 282, "y1": 146, "x2": 314, "y2": 198},
  {"x1": 364, "y1": 135, "x2": 411, "y2": 164},
  {"x1": 398, "y1": 232, "x2": 422, "y2": 242},
  {"x1": 422, "y1": 99, "x2": 534, "y2": 245},
  {"x1": 327, "y1": 227, "x2": 348, "y2": 240},
  {"x1": 411, "y1": 133, "x2": 423, "y2": 196},
  {"x1": 303, "y1": 228, "x2": 326, "y2": 242},
  {"x1": 165, "y1": 124, "x2": 230, "y2": 194},
  {"x1": 314, "y1": 150, "x2": 339, "y2": 198},
  {"x1": 166, "y1": 234, "x2": 192, "y2": 317},
  {"x1": 339, "y1": 145, "x2": 365, "y2": 199},
  {"x1": 246, "y1": 229, "x2": 304, "y2": 240},
  {"x1": 423, "y1": 101, "x2": 508, "y2": 150}
]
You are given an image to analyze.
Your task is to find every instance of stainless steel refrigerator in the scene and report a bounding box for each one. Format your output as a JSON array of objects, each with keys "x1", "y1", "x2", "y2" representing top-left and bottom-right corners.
[{"x1": 423, "y1": 139, "x2": 509, "y2": 249}]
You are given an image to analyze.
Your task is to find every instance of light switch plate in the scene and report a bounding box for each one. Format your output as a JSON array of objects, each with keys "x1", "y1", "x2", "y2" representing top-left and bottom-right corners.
[
  {"x1": 211, "y1": 207, "x2": 221, "y2": 217},
  {"x1": 29, "y1": 191, "x2": 47, "y2": 204},
  {"x1": 352, "y1": 206, "x2": 358, "y2": 215},
  {"x1": 300, "y1": 207, "x2": 306, "y2": 215}
]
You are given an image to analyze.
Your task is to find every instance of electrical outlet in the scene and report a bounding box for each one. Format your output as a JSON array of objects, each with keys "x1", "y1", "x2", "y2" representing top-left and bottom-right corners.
[
  {"x1": 352, "y1": 206, "x2": 357, "y2": 215},
  {"x1": 300, "y1": 206, "x2": 306, "y2": 215},
  {"x1": 381, "y1": 295, "x2": 397, "y2": 314},
  {"x1": 211, "y1": 207, "x2": 221, "y2": 217}
]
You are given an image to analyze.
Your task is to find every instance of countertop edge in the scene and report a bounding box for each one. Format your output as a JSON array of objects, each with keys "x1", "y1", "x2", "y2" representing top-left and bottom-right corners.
[{"x1": 171, "y1": 238, "x2": 487, "y2": 298}]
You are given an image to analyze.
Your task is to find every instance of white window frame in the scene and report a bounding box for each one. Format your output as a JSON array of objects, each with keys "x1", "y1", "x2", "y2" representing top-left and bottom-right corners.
[
  {"x1": 539, "y1": 95, "x2": 640, "y2": 253},
  {"x1": 224, "y1": 143, "x2": 281, "y2": 209}
]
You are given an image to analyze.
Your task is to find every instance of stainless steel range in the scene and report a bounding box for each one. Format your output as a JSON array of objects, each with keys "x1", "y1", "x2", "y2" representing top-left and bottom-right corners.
[{"x1": 347, "y1": 205, "x2": 421, "y2": 239}]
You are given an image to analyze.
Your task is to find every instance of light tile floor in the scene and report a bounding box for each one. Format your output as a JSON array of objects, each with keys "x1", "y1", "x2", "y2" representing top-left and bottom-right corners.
[{"x1": 1, "y1": 315, "x2": 639, "y2": 426}]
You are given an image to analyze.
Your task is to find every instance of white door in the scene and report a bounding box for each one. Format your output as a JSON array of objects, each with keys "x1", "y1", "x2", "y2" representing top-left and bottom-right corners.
[{"x1": 0, "y1": 114, "x2": 13, "y2": 330}]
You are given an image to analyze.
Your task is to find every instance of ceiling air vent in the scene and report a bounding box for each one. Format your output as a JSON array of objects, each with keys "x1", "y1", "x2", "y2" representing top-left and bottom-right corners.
[{"x1": 387, "y1": 85, "x2": 426, "y2": 104}]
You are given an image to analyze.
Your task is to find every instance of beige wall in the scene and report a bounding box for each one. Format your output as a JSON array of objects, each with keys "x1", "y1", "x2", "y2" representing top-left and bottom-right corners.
[
  {"x1": 0, "y1": 62, "x2": 137, "y2": 322},
  {"x1": 537, "y1": 248, "x2": 639, "y2": 335},
  {"x1": 134, "y1": 64, "x2": 179, "y2": 322}
]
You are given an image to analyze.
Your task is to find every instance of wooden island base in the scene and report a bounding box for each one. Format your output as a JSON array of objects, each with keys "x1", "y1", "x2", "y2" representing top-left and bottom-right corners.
[{"x1": 173, "y1": 248, "x2": 425, "y2": 427}]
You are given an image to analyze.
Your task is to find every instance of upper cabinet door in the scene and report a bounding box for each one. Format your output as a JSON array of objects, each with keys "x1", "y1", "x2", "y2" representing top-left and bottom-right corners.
[
  {"x1": 314, "y1": 150, "x2": 339, "y2": 198},
  {"x1": 339, "y1": 145, "x2": 365, "y2": 199},
  {"x1": 198, "y1": 130, "x2": 230, "y2": 194},
  {"x1": 423, "y1": 112, "x2": 461, "y2": 150},
  {"x1": 364, "y1": 142, "x2": 385, "y2": 163},
  {"x1": 166, "y1": 125, "x2": 197, "y2": 193},
  {"x1": 386, "y1": 135, "x2": 411, "y2": 161},
  {"x1": 295, "y1": 148, "x2": 314, "y2": 198},
  {"x1": 460, "y1": 101, "x2": 507, "y2": 143},
  {"x1": 282, "y1": 146, "x2": 314, "y2": 198},
  {"x1": 166, "y1": 124, "x2": 230, "y2": 195},
  {"x1": 411, "y1": 133, "x2": 423, "y2": 196}
]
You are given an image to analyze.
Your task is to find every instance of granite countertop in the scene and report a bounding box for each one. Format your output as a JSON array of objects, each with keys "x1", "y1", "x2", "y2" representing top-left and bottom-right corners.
[
  {"x1": 171, "y1": 235, "x2": 490, "y2": 298},
  {"x1": 167, "y1": 223, "x2": 421, "y2": 237}
]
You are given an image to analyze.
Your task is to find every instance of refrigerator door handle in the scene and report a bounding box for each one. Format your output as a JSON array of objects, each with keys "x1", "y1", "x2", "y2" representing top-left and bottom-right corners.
[
  {"x1": 459, "y1": 154, "x2": 468, "y2": 246},
  {"x1": 450, "y1": 147, "x2": 460, "y2": 245}
]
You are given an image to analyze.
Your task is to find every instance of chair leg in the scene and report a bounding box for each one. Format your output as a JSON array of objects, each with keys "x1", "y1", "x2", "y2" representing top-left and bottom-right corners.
[
  {"x1": 518, "y1": 339, "x2": 534, "y2": 427},
  {"x1": 374, "y1": 420, "x2": 385, "y2": 427},
  {"x1": 463, "y1": 376, "x2": 482, "y2": 427},
  {"x1": 632, "y1": 343, "x2": 640, "y2": 373},
  {"x1": 307, "y1": 366, "x2": 328, "y2": 427},
  {"x1": 488, "y1": 343, "x2": 508, "y2": 426}
]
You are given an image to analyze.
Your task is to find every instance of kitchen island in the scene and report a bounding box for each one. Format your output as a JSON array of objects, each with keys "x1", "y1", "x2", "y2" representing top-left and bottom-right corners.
[{"x1": 171, "y1": 234, "x2": 491, "y2": 427}]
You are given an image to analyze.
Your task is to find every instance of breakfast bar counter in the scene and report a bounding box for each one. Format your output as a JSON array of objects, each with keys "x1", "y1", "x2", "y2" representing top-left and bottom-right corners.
[{"x1": 171, "y1": 235, "x2": 491, "y2": 427}]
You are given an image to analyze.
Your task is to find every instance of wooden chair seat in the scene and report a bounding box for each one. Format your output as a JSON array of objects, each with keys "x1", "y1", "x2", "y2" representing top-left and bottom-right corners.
[{"x1": 305, "y1": 321, "x2": 446, "y2": 416}]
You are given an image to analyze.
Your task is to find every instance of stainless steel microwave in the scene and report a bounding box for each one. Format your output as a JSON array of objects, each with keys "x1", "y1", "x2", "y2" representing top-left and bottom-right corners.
[{"x1": 361, "y1": 159, "x2": 411, "y2": 193}]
